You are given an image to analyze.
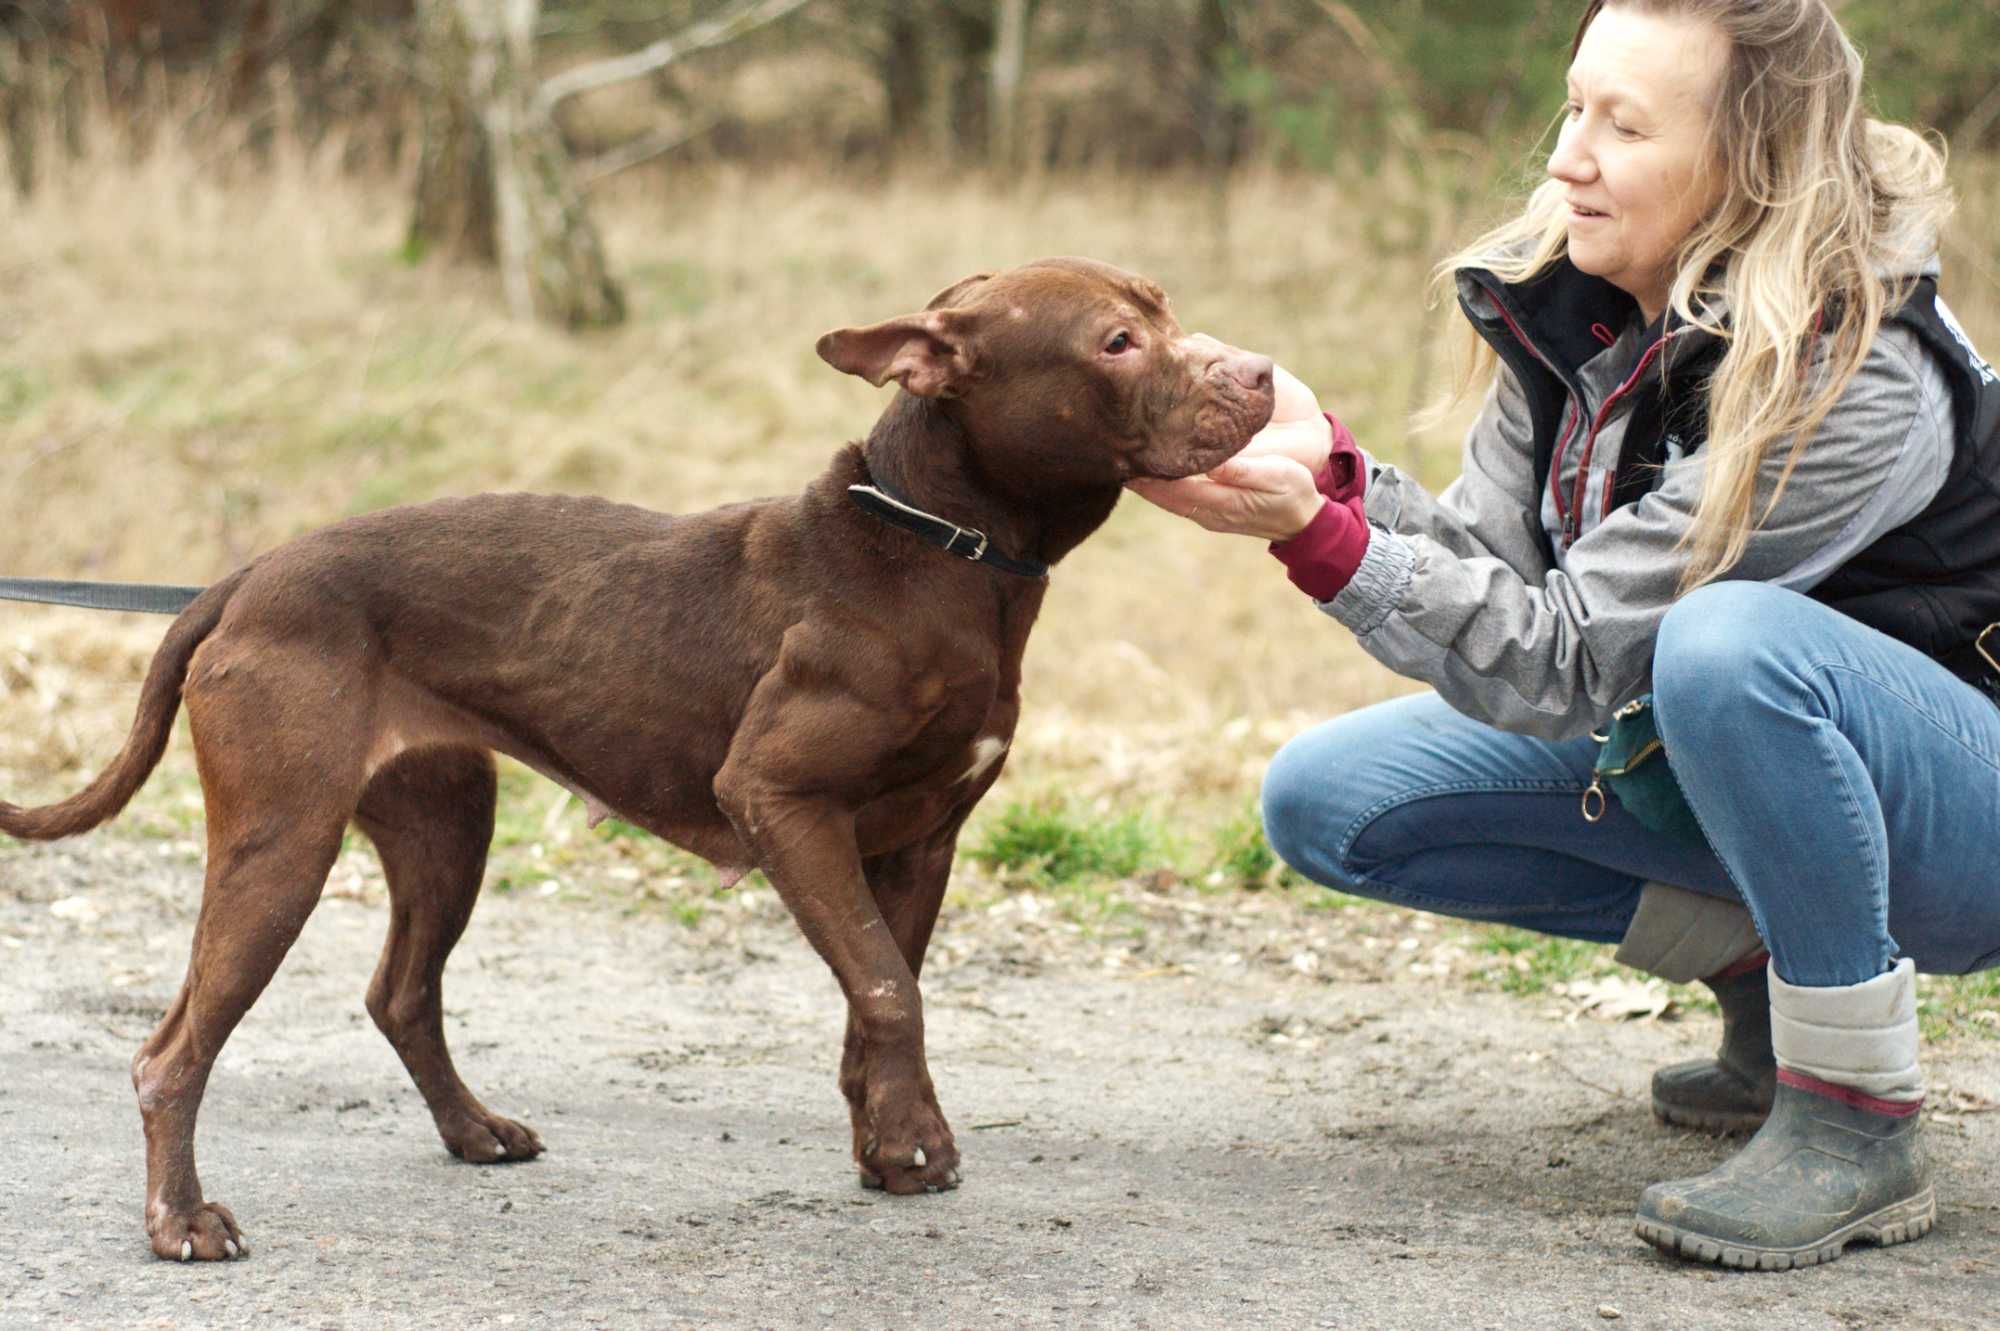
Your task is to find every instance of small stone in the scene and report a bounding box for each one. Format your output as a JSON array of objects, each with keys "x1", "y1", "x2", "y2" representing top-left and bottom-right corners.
[{"x1": 1598, "y1": 1306, "x2": 1621, "y2": 1320}]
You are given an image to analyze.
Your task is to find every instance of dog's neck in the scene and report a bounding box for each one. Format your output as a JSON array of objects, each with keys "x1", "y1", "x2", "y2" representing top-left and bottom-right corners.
[{"x1": 859, "y1": 395, "x2": 1121, "y2": 571}]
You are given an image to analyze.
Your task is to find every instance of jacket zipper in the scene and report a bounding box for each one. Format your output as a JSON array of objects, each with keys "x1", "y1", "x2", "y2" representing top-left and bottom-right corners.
[
  {"x1": 1487, "y1": 298, "x2": 1585, "y2": 536},
  {"x1": 1567, "y1": 332, "x2": 1680, "y2": 546}
]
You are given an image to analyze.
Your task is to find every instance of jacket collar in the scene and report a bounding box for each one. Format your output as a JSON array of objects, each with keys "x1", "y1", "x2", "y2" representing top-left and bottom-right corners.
[
  {"x1": 1456, "y1": 255, "x2": 1724, "y2": 384},
  {"x1": 1458, "y1": 248, "x2": 1946, "y2": 384}
]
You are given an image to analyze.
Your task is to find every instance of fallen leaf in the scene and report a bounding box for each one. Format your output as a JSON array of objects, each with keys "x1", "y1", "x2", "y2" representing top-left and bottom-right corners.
[{"x1": 1564, "y1": 975, "x2": 1675, "y2": 1022}]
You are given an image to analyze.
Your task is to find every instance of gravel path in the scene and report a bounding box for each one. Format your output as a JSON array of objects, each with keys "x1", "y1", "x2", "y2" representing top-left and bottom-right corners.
[{"x1": 2, "y1": 835, "x2": 1997, "y2": 1331}]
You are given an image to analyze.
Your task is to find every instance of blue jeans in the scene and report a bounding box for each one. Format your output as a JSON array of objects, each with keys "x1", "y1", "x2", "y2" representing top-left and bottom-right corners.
[{"x1": 1261, "y1": 582, "x2": 2000, "y2": 987}]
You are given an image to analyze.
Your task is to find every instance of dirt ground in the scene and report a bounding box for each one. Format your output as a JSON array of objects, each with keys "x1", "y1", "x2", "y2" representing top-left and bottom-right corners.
[{"x1": 3, "y1": 833, "x2": 1998, "y2": 1331}]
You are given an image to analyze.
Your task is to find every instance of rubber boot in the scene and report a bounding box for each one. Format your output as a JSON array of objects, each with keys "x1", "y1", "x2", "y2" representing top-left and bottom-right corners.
[
  {"x1": 1635, "y1": 959, "x2": 1935, "y2": 1270},
  {"x1": 1651, "y1": 959, "x2": 1776, "y2": 1134},
  {"x1": 1609, "y1": 883, "x2": 1774, "y2": 1134}
]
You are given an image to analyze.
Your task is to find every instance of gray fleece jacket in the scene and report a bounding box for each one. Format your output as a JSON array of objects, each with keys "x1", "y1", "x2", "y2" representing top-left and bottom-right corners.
[{"x1": 1319, "y1": 259, "x2": 1962, "y2": 741}]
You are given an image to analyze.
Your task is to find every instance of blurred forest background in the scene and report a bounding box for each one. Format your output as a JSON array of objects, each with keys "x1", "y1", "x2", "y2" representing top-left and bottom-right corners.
[
  {"x1": 8, "y1": 0, "x2": 2000, "y2": 184},
  {"x1": 3, "y1": 1, "x2": 1997, "y2": 322},
  {"x1": 1, "y1": 1, "x2": 1998, "y2": 981}
]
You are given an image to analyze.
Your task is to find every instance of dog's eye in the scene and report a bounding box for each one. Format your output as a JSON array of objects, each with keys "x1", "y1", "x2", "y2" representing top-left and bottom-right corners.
[{"x1": 1105, "y1": 332, "x2": 1132, "y2": 355}]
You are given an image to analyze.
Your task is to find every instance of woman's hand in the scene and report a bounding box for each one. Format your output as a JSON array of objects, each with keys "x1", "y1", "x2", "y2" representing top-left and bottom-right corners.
[
  {"x1": 1126, "y1": 361, "x2": 1354, "y2": 541},
  {"x1": 1239, "y1": 364, "x2": 1334, "y2": 473},
  {"x1": 1126, "y1": 453, "x2": 1327, "y2": 542}
]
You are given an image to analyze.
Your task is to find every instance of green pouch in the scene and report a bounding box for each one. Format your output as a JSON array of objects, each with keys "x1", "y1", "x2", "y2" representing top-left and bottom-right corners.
[{"x1": 1581, "y1": 694, "x2": 1706, "y2": 847}]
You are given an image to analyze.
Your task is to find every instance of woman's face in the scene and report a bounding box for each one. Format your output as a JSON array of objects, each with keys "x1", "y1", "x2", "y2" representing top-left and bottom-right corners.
[{"x1": 1548, "y1": 6, "x2": 1731, "y2": 323}]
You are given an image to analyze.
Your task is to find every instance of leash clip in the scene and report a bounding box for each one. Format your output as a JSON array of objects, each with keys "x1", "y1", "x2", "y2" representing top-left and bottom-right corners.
[{"x1": 1978, "y1": 622, "x2": 2000, "y2": 678}]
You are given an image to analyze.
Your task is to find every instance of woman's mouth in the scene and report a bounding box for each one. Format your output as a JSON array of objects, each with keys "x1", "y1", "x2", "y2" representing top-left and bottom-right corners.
[{"x1": 1569, "y1": 204, "x2": 1610, "y2": 221}]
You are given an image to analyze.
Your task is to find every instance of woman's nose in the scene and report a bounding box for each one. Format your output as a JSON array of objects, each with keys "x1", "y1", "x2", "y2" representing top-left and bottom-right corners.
[{"x1": 1547, "y1": 123, "x2": 1596, "y2": 185}]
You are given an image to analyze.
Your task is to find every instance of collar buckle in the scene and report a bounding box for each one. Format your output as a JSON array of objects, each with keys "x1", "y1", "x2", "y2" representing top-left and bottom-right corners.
[{"x1": 947, "y1": 525, "x2": 990, "y2": 561}]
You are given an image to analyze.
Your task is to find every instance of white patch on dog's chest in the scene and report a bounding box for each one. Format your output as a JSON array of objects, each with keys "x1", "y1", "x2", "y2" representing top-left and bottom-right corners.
[{"x1": 959, "y1": 735, "x2": 1009, "y2": 784}]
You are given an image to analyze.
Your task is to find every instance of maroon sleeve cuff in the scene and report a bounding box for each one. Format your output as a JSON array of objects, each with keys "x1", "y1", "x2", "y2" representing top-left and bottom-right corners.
[
  {"x1": 1314, "y1": 413, "x2": 1366, "y2": 504},
  {"x1": 1269, "y1": 495, "x2": 1369, "y2": 601}
]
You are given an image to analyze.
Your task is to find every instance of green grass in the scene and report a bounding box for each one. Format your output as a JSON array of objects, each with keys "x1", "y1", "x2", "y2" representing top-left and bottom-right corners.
[
  {"x1": 965, "y1": 798, "x2": 1172, "y2": 887},
  {"x1": 1919, "y1": 971, "x2": 2000, "y2": 1043},
  {"x1": 1468, "y1": 926, "x2": 1616, "y2": 998},
  {"x1": 624, "y1": 257, "x2": 713, "y2": 320},
  {"x1": 0, "y1": 365, "x2": 50, "y2": 421},
  {"x1": 1205, "y1": 803, "x2": 1299, "y2": 891}
]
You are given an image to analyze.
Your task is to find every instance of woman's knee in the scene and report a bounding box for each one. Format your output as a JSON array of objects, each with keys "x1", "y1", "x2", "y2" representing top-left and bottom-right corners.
[
  {"x1": 1260, "y1": 723, "x2": 1364, "y2": 888},
  {"x1": 1655, "y1": 583, "x2": 1778, "y2": 686},
  {"x1": 1653, "y1": 582, "x2": 1821, "y2": 732},
  {"x1": 1260, "y1": 698, "x2": 1444, "y2": 889},
  {"x1": 1260, "y1": 692, "x2": 1500, "y2": 891}
]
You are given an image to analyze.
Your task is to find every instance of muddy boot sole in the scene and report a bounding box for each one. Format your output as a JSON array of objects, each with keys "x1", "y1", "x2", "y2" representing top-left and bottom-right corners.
[{"x1": 1636, "y1": 1185, "x2": 1936, "y2": 1270}]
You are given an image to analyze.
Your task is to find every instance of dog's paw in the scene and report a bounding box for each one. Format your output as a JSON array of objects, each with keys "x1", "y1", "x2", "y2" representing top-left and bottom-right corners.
[
  {"x1": 858, "y1": 1132, "x2": 961, "y2": 1195},
  {"x1": 442, "y1": 1109, "x2": 544, "y2": 1164},
  {"x1": 146, "y1": 1201, "x2": 246, "y2": 1262}
]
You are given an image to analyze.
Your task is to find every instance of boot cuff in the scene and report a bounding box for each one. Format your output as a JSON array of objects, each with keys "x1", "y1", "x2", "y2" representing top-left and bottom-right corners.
[
  {"x1": 1770, "y1": 957, "x2": 1922, "y2": 1103},
  {"x1": 1612, "y1": 882, "x2": 1764, "y2": 983}
]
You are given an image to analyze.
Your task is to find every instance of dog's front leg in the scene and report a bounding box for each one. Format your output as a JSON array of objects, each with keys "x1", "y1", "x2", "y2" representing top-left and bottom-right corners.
[
  {"x1": 842, "y1": 812, "x2": 973, "y2": 1192},
  {"x1": 715, "y1": 658, "x2": 962, "y2": 1194},
  {"x1": 719, "y1": 789, "x2": 959, "y2": 1191}
]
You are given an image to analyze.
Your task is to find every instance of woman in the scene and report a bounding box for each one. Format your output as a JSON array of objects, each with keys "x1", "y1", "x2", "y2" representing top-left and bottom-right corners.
[{"x1": 1130, "y1": 0, "x2": 2000, "y2": 1270}]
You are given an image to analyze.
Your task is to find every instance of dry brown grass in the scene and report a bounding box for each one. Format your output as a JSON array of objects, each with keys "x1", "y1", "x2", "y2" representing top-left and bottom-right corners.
[{"x1": 2, "y1": 118, "x2": 1996, "y2": 835}]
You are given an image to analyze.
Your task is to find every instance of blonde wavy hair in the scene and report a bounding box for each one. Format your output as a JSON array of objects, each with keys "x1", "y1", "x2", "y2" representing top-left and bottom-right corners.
[{"x1": 1435, "y1": 0, "x2": 1956, "y2": 591}]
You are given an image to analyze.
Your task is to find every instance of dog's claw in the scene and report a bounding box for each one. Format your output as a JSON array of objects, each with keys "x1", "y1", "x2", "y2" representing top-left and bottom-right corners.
[
  {"x1": 225, "y1": 1240, "x2": 239, "y2": 1258},
  {"x1": 912, "y1": 1147, "x2": 927, "y2": 1168},
  {"x1": 945, "y1": 1168, "x2": 961, "y2": 1186},
  {"x1": 179, "y1": 1240, "x2": 191, "y2": 1262}
]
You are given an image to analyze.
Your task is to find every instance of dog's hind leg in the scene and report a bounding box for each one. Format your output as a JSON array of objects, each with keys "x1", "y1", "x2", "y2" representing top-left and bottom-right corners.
[
  {"x1": 354, "y1": 746, "x2": 543, "y2": 1165},
  {"x1": 131, "y1": 714, "x2": 356, "y2": 1261}
]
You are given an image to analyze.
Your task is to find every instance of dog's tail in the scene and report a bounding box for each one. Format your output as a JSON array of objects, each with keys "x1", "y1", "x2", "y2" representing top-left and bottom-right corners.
[{"x1": 0, "y1": 569, "x2": 247, "y2": 842}]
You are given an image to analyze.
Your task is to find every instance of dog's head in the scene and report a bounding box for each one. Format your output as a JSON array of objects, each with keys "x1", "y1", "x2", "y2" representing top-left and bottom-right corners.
[{"x1": 816, "y1": 258, "x2": 1274, "y2": 486}]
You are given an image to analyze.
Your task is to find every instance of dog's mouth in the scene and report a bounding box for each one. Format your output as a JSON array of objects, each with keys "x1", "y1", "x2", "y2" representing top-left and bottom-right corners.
[{"x1": 1135, "y1": 379, "x2": 1273, "y2": 481}]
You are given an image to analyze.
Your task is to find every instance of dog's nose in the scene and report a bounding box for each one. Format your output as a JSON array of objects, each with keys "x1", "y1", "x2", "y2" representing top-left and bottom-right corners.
[{"x1": 1229, "y1": 354, "x2": 1274, "y2": 395}]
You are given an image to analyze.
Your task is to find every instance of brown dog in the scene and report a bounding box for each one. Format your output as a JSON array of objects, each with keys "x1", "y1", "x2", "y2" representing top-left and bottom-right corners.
[{"x1": 1, "y1": 257, "x2": 1273, "y2": 1261}]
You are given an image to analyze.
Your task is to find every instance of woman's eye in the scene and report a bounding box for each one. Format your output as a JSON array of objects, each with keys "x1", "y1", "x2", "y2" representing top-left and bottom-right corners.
[{"x1": 1106, "y1": 332, "x2": 1131, "y2": 354}]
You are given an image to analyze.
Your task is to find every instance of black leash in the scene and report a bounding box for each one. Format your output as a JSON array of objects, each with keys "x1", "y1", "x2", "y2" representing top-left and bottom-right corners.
[
  {"x1": 3, "y1": 485, "x2": 1044, "y2": 611},
  {"x1": 0, "y1": 577, "x2": 204, "y2": 615},
  {"x1": 846, "y1": 484, "x2": 1048, "y2": 580}
]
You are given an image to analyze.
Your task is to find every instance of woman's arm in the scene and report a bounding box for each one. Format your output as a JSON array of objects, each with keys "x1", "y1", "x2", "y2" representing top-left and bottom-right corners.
[
  {"x1": 1128, "y1": 334, "x2": 1949, "y2": 741},
  {"x1": 1333, "y1": 330, "x2": 1949, "y2": 739}
]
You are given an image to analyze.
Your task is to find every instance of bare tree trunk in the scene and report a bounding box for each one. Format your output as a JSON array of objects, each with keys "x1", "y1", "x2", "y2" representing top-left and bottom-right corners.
[
  {"x1": 989, "y1": 0, "x2": 1026, "y2": 171},
  {"x1": 880, "y1": 10, "x2": 928, "y2": 159},
  {"x1": 409, "y1": 0, "x2": 497, "y2": 263},
  {"x1": 1192, "y1": 0, "x2": 1245, "y2": 172},
  {"x1": 408, "y1": 0, "x2": 622, "y2": 328},
  {"x1": 940, "y1": 3, "x2": 993, "y2": 162},
  {"x1": 475, "y1": 0, "x2": 622, "y2": 327},
  {"x1": 1, "y1": 39, "x2": 36, "y2": 197}
]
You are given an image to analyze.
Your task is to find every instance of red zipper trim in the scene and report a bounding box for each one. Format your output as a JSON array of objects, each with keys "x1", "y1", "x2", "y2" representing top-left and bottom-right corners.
[
  {"x1": 1570, "y1": 331, "x2": 1680, "y2": 544},
  {"x1": 1488, "y1": 299, "x2": 1579, "y2": 530}
]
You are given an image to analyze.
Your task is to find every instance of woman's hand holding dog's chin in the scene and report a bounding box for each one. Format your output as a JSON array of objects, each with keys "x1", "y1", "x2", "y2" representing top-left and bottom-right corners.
[
  {"x1": 1125, "y1": 454, "x2": 1327, "y2": 542},
  {"x1": 1269, "y1": 362, "x2": 1322, "y2": 423},
  {"x1": 1241, "y1": 364, "x2": 1332, "y2": 472},
  {"x1": 1241, "y1": 415, "x2": 1333, "y2": 473}
]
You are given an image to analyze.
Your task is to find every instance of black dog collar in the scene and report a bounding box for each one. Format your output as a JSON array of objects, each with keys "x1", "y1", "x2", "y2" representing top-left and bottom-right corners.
[{"x1": 846, "y1": 484, "x2": 1049, "y2": 579}]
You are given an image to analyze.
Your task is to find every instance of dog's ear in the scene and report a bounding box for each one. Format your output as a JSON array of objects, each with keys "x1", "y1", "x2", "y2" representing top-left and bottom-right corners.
[
  {"x1": 816, "y1": 309, "x2": 976, "y2": 398},
  {"x1": 925, "y1": 272, "x2": 992, "y2": 310}
]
